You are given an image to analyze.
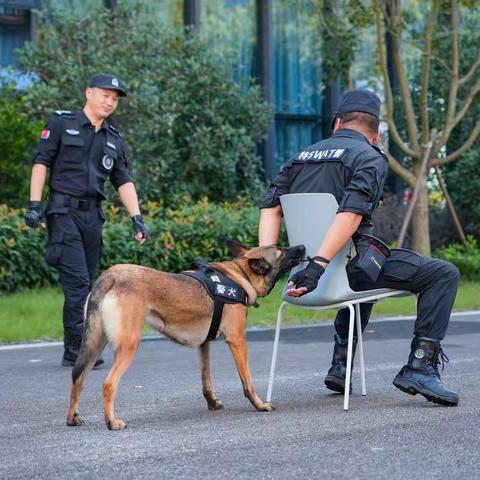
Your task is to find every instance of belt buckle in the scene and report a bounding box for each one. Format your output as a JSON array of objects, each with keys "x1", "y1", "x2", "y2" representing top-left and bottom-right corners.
[{"x1": 78, "y1": 199, "x2": 90, "y2": 210}]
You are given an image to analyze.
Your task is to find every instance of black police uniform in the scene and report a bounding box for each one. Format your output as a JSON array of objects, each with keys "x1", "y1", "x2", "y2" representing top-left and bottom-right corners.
[
  {"x1": 33, "y1": 109, "x2": 132, "y2": 359},
  {"x1": 260, "y1": 128, "x2": 459, "y2": 343}
]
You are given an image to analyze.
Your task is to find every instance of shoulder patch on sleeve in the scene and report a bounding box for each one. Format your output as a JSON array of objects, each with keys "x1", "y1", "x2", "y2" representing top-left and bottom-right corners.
[
  {"x1": 55, "y1": 110, "x2": 72, "y2": 116},
  {"x1": 296, "y1": 148, "x2": 348, "y2": 161}
]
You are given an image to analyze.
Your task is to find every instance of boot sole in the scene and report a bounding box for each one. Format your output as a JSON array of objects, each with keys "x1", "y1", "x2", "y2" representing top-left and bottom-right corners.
[
  {"x1": 324, "y1": 375, "x2": 352, "y2": 394},
  {"x1": 392, "y1": 378, "x2": 458, "y2": 406}
]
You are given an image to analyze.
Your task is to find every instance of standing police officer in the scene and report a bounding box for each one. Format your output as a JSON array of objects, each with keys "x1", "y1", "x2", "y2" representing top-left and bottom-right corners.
[
  {"x1": 258, "y1": 89, "x2": 460, "y2": 406},
  {"x1": 25, "y1": 73, "x2": 149, "y2": 367}
]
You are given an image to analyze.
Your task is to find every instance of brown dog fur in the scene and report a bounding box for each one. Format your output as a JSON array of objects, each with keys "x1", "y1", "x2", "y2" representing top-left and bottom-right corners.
[{"x1": 66, "y1": 241, "x2": 305, "y2": 430}]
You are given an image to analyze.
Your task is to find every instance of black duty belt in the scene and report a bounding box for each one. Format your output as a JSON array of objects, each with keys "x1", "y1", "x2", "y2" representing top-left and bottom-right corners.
[
  {"x1": 50, "y1": 192, "x2": 102, "y2": 211},
  {"x1": 180, "y1": 260, "x2": 248, "y2": 343}
]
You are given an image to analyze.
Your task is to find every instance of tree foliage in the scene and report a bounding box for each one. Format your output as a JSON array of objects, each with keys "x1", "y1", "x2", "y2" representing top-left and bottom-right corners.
[
  {"x1": 373, "y1": 0, "x2": 480, "y2": 254},
  {"x1": 0, "y1": 87, "x2": 42, "y2": 207},
  {"x1": 18, "y1": 1, "x2": 271, "y2": 204}
]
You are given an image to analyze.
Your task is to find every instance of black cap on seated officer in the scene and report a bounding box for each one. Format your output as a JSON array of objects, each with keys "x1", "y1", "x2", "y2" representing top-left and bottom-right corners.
[{"x1": 24, "y1": 73, "x2": 149, "y2": 368}]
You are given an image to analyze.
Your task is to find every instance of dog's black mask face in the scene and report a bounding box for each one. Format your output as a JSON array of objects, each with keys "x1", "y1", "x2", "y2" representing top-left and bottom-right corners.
[
  {"x1": 267, "y1": 244, "x2": 305, "y2": 292},
  {"x1": 226, "y1": 240, "x2": 306, "y2": 297}
]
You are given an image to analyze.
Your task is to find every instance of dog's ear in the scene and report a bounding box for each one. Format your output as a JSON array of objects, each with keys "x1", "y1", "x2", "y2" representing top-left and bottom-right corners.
[
  {"x1": 248, "y1": 258, "x2": 272, "y2": 275},
  {"x1": 226, "y1": 239, "x2": 249, "y2": 258}
]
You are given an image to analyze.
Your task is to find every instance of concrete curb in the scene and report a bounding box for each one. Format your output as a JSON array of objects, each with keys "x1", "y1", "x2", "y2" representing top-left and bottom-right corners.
[{"x1": 1, "y1": 309, "x2": 479, "y2": 351}]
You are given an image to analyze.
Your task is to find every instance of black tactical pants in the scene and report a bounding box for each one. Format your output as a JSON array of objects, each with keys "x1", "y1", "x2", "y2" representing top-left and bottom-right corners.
[
  {"x1": 334, "y1": 249, "x2": 460, "y2": 341},
  {"x1": 45, "y1": 198, "x2": 104, "y2": 355}
]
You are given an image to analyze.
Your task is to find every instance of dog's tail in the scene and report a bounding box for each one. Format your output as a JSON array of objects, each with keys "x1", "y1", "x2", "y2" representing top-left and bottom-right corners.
[{"x1": 71, "y1": 275, "x2": 114, "y2": 384}]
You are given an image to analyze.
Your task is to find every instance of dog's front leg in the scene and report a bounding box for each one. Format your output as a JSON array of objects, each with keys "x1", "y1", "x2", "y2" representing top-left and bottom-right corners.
[
  {"x1": 224, "y1": 308, "x2": 274, "y2": 412},
  {"x1": 198, "y1": 343, "x2": 224, "y2": 410}
]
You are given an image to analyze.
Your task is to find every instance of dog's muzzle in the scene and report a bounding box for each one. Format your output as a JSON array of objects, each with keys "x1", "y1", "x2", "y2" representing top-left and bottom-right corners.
[{"x1": 281, "y1": 244, "x2": 306, "y2": 272}]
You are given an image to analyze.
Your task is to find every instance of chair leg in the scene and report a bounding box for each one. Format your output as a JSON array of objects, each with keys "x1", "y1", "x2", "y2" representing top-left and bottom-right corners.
[
  {"x1": 355, "y1": 303, "x2": 366, "y2": 396},
  {"x1": 266, "y1": 302, "x2": 287, "y2": 402},
  {"x1": 343, "y1": 304, "x2": 355, "y2": 411}
]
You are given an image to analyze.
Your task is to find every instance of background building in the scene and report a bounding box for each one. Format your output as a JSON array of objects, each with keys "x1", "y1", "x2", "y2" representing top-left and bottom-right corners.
[{"x1": 0, "y1": 0, "x2": 340, "y2": 179}]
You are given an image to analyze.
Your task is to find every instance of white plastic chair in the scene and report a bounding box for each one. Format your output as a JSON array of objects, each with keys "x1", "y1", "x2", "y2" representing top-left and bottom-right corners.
[{"x1": 266, "y1": 193, "x2": 410, "y2": 410}]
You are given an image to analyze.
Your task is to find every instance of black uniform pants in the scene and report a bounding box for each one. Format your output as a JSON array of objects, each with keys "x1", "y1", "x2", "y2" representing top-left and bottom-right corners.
[
  {"x1": 45, "y1": 202, "x2": 104, "y2": 354},
  {"x1": 334, "y1": 249, "x2": 460, "y2": 342}
]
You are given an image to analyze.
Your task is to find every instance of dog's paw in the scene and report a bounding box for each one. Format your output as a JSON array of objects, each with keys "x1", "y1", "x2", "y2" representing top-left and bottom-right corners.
[
  {"x1": 66, "y1": 411, "x2": 85, "y2": 427},
  {"x1": 106, "y1": 419, "x2": 127, "y2": 431},
  {"x1": 207, "y1": 399, "x2": 224, "y2": 411},
  {"x1": 257, "y1": 402, "x2": 275, "y2": 412}
]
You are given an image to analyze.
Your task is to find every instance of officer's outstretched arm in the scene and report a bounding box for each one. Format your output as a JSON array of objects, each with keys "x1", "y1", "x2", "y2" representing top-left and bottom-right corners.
[
  {"x1": 258, "y1": 205, "x2": 283, "y2": 246},
  {"x1": 118, "y1": 182, "x2": 149, "y2": 245},
  {"x1": 118, "y1": 181, "x2": 141, "y2": 216},
  {"x1": 30, "y1": 164, "x2": 47, "y2": 201},
  {"x1": 315, "y1": 212, "x2": 363, "y2": 264},
  {"x1": 286, "y1": 212, "x2": 362, "y2": 298}
]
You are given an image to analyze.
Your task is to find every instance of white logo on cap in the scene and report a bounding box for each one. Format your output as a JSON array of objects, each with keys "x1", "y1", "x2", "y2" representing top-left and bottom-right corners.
[{"x1": 112, "y1": 78, "x2": 119, "y2": 87}]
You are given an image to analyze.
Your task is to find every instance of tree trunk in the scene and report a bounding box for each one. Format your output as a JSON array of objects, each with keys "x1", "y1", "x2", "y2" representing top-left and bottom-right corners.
[{"x1": 411, "y1": 178, "x2": 431, "y2": 255}]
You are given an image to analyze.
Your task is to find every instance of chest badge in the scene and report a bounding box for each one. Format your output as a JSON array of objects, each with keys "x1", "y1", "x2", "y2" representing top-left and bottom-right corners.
[
  {"x1": 106, "y1": 141, "x2": 116, "y2": 150},
  {"x1": 102, "y1": 155, "x2": 114, "y2": 171},
  {"x1": 66, "y1": 129, "x2": 80, "y2": 135}
]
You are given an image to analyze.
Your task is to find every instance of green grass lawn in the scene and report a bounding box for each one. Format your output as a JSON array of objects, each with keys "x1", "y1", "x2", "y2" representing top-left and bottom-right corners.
[{"x1": 1, "y1": 281, "x2": 479, "y2": 342}]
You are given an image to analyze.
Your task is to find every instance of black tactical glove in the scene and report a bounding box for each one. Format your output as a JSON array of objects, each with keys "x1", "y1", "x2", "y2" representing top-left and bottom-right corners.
[
  {"x1": 288, "y1": 257, "x2": 326, "y2": 294},
  {"x1": 131, "y1": 215, "x2": 149, "y2": 241},
  {"x1": 24, "y1": 201, "x2": 45, "y2": 228}
]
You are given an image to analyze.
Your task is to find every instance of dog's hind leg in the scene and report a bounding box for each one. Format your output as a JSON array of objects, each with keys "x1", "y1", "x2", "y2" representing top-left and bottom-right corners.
[
  {"x1": 66, "y1": 312, "x2": 107, "y2": 426},
  {"x1": 199, "y1": 343, "x2": 224, "y2": 410},
  {"x1": 102, "y1": 308, "x2": 142, "y2": 431},
  {"x1": 224, "y1": 306, "x2": 274, "y2": 412}
]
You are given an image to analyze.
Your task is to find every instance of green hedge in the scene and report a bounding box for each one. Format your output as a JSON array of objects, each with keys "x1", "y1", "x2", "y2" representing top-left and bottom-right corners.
[
  {"x1": 0, "y1": 198, "x2": 286, "y2": 294},
  {"x1": 435, "y1": 236, "x2": 480, "y2": 281}
]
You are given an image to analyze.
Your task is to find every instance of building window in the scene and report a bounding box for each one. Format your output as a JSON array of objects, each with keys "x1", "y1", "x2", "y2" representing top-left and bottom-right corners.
[{"x1": 273, "y1": 0, "x2": 323, "y2": 170}]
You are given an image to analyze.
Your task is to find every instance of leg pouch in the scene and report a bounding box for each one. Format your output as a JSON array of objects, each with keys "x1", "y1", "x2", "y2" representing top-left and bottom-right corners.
[
  {"x1": 381, "y1": 248, "x2": 423, "y2": 282},
  {"x1": 45, "y1": 231, "x2": 64, "y2": 267}
]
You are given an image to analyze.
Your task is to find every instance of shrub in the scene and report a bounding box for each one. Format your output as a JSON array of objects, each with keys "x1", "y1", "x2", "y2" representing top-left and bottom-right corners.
[
  {"x1": 0, "y1": 87, "x2": 42, "y2": 207},
  {"x1": 0, "y1": 199, "x2": 287, "y2": 294},
  {"x1": 435, "y1": 236, "x2": 480, "y2": 281}
]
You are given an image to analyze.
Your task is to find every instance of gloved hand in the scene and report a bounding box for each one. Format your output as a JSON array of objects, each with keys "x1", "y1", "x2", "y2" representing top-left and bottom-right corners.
[
  {"x1": 287, "y1": 257, "x2": 325, "y2": 296},
  {"x1": 24, "y1": 201, "x2": 45, "y2": 228},
  {"x1": 131, "y1": 215, "x2": 149, "y2": 242}
]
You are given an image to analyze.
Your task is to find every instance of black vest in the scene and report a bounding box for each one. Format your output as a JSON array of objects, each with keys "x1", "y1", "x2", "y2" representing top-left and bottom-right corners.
[{"x1": 181, "y1": 260, "x2": 248, "y2": 343}]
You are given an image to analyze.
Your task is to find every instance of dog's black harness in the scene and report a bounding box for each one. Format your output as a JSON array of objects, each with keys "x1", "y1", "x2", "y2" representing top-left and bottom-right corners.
[{"x1": 180, "y1": 260, "x2": 248, "y2": 343}]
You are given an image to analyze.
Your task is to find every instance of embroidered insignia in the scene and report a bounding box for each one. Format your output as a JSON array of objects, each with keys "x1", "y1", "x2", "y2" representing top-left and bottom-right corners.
[
  {"x1": 210, "y1": 275, "x2": 220, "y2": 283},
  {"x1": 40, "y1": 129, "x2": 50, "y2": 140},
  {"x1": 216, "y1": 284, "x2": 226, "y2": 295},
  {"x1": 297, "y1": 148, "x2": 346, "y2": 161},
  {"x1": 66, "y1": 129, "x2": 80, "y2": 135},
  {"x1": 112, "y1": 78, "x2": 119, "y2": 87},
  {"x1": 102, "y1": 155, "x2": 114, "y2": 171},
  {"x1": 227, "y1": 287, "x2": 237, "y2": 297},
  {"x1": 106, "y1": 141, "x2": 116, "y2": 150}
]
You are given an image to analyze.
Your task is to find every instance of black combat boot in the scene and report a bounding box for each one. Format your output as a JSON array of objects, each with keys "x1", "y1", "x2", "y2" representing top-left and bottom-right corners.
[
  {"x1": 324, "y1": 334, "x2": 357, "y2": 393},
  {"x1": 393, "y1": 337, "x2": 458, "y2": 406},
  {"x1": 62, "y1": 339, "x2": 104, "y2": 368}
]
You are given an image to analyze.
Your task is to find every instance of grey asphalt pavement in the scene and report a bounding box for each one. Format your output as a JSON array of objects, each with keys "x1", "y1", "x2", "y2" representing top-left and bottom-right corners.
[{"x1": 1, "y1": 313, "x2": 480, "y2": 480}]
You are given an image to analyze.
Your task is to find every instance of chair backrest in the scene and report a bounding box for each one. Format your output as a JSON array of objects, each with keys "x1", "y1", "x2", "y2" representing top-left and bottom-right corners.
[
  {"x1": 280, "y1": 193, "x2": 352, "y2": 306},
  {"x1": 280, "y1": 193, "x2": 384, "y2": 306}
]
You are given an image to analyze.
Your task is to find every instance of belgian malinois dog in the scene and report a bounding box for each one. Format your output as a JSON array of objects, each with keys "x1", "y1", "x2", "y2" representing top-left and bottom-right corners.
[{"x1": 66, "y1": 241, "x2": 305, "y2": 430}]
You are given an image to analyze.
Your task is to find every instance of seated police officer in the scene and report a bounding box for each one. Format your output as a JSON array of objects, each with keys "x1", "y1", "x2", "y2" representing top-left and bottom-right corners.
[
  {"x1": 25, "y1": 73, "x2": 149, "y2": 367},
  {"x1": 258, "y1": 89, "x2": 460, "y2": 406}
]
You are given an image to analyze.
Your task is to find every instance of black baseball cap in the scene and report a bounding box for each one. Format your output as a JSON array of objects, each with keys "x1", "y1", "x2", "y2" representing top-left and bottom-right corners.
[
  {"x1": 331, "y1": 89, "x2": 380, "y2": 128},
  {"x1": 88, "y1": 73, "x2": 127, "y2": 97}
]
